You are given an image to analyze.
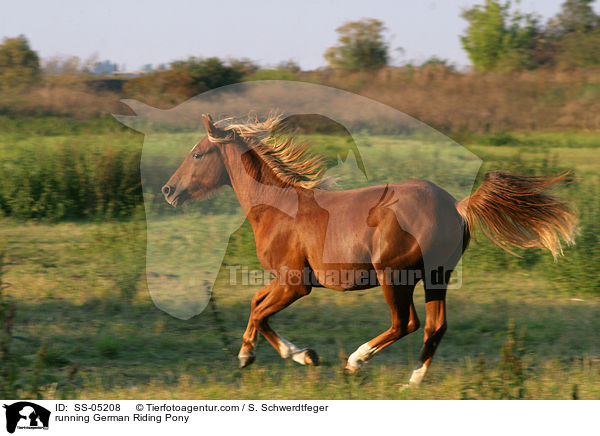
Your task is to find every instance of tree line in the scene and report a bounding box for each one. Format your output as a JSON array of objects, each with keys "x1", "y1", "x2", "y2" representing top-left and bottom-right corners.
[{"x1": 1, "y1": 0, "x2": 600, "y2": 99}]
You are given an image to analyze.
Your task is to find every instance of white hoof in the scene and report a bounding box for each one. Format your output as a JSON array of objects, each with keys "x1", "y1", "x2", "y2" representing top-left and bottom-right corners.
[
  {"x1": 345, "y1": 361, "x2": 361, "y2": 373},
  {"x1": 408, "y1": 363, "x2": 428, "y2": 385},
  {"x1": 292, "y1": 349, "x2": 320, "y2": 366},
  {"x1": 238, "y1": 350, "x2": 256, "y2": 368},
  {"x1": 346, "y1": 343, "x2": 376, "y2": 372}
]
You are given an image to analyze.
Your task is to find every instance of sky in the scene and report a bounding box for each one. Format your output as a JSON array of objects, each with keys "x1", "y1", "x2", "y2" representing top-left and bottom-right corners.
[{"x1": 1, "y1": 0, "x2": 596, "y2": 71}]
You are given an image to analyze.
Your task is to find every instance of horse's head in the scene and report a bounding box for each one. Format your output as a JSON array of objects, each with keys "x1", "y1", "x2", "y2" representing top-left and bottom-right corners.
[{"x1": 162, "y1": 114, "x2": 231, "y2": 207}]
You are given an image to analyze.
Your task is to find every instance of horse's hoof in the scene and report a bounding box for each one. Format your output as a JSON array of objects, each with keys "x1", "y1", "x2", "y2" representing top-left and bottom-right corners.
[
  {"x1": 238, "y1": 355, "x2": 255, "y2": 369},
  {"x1": 400, "y1": 382, "x2": 421, "y2": 391},
  {"x1": 304, "y1": 349, "x2": 320, "y2": 366},
  {"x1": 344, "y1": 363, "x2": 360, "y2": 374}
]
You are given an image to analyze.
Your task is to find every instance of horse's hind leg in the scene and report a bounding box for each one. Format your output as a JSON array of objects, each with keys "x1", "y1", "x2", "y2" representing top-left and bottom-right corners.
[
  {"x1": 407, "y1": 287, "x2": 447, "y2": 386},
  {"x1": 346, "y1": 280, "x2": 420, "y2": 372}
]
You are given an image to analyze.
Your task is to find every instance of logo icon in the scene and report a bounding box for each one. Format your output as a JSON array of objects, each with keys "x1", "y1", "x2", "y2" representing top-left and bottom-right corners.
[{"x1": 3, "y1": 402, "x2": 50, "y2": 434}]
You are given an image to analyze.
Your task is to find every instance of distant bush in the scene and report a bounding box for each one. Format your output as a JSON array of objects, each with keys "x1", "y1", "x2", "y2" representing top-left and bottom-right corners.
[
  {"x1": 246, "y1": 69, "x2": 298, "y2": 81},
  {"x1": 123, "y1": 57, "x2": 255, "y2": 106},
  {"x1": 0, "y1": 35, "x2": 41, "y2": 94},
  {"x1": 122, "y1": 69, "x2": 196, "y2": 107},
  {"x1": 419, "y1": 56, "x2": 456, "y2": 71},
  {"x1": 170, "y1": 57, "x2": 247, "y2": 89}
]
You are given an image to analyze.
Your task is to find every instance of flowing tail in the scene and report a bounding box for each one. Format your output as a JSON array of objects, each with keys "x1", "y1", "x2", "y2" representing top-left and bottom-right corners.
[{"x1": 456, "y1": 171, "x2": 577, "y2": 259}]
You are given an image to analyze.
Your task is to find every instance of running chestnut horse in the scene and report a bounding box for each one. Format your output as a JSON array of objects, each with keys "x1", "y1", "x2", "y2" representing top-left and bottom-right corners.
[{"x1": 162, "y1": 114, "x2": 576, "y2": 386}]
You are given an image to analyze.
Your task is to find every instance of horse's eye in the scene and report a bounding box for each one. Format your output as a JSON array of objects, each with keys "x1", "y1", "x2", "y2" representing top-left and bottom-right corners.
[{"x1": 193, "y1": 153, "x2": 203, "y2": 160}]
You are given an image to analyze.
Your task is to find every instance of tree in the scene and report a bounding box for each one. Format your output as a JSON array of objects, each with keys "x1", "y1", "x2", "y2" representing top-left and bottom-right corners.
[
  {"x1": 549, "y1": 0, "x2": 600, "y2": 35},
  {"x1": 546, "y1": 0, "x2": 600, "y2": 67},
  {"x1": 227, "y1": 58, "x2": 259, "y2": 77},
  {"x1": 277, "y1": 60, "x2": 301, "y2": 73},
  {"x1": 557, "y1": 29, "x2": 600, "y2": 66},
  {"x1": 170, "y1": 57, "x2": 245, "y2": 91},
  {"x1": 420, "y1": 56, "x2": 456, "y2": 71},
  {"x1": 42, "y1": 55, "x2": 82, "y2": 75},
  {"x1": 0, "y1": 35, "x2": 40, "y2": 92},
  {"x1": 92, "y1": 60, "x2": 118, "y2": 75},
  {"x1": 460, "y1": 1, "x2": 541, "y2": 71},
  {"x1": 124, "y1": 56, "x2": 252, "y2": 105},
  {"x1": 324, "y1": 18, "x2": 389, "y2": 70}
]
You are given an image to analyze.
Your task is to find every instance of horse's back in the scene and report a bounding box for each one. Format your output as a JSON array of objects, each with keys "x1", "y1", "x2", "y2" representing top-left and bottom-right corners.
[
  {"x1": 314, "y1": 179, "x2": 460, "y2": 227},
  {"x1": 298, "y1": 179, "x2": 464, "y2": 274}
]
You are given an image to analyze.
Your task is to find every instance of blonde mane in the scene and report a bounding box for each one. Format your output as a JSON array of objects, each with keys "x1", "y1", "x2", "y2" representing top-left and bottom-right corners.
[{"x1": 207, "y1": 114, "x2": 334, "y2": 190}]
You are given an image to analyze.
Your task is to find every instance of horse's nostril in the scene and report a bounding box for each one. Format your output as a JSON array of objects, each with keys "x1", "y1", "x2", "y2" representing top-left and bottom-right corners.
[{"x1": 162, "y1": 185, "x2": 172, "y2": 196}]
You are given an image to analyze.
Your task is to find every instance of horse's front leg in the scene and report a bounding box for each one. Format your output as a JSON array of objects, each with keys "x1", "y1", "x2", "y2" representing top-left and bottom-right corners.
[
  {"x1": 239, "y1": 277, "x2": 317, "y2": 367},
  {"x1": 238, "y1": 285, "x2": 271, "y2": 368}
]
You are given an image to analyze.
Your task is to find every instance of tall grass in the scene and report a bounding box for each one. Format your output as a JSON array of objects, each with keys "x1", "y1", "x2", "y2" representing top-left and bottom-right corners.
[
  {"x1": 3, "y1": 67, "x2": 600, "y2": 132},
  {"x1": 0, "y1": 75, "x2": 122, "y2": 119},
  {"x1": 305, "y1": 67, "x2": 600, "y2": 132},
  {"x1": 0, "y1": 135, "x2": 142, "y2": 219}
]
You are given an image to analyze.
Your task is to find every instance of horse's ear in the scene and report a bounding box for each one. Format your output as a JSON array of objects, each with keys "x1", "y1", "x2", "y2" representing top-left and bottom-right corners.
[{"x1": 202, "y1": 114, "x2": 220, "y2": 138}]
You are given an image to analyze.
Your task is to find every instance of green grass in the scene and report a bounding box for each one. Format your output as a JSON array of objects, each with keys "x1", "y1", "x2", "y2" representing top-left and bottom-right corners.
[
  {"x1": 0, "y1": 125, "x2": 599, "y2": 399},
  {"x1": 0, "y1": 216, "x2": 598, "y2": 399}
]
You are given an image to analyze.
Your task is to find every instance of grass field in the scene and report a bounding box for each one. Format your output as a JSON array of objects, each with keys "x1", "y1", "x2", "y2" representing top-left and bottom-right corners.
[{"x1": 0, "y1": 124, "x2": 599, "y2": 399}]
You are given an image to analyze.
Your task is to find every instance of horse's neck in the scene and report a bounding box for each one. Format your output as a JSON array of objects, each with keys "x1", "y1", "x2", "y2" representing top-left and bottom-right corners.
[{"x1": 222, "y1": 143, "x2": 299, "y2": 219}]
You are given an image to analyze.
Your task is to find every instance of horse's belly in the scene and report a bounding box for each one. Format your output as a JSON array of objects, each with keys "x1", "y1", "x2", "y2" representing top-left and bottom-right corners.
[{"x1": 309, "y1": 264, "x2": 379, "y2": 291}]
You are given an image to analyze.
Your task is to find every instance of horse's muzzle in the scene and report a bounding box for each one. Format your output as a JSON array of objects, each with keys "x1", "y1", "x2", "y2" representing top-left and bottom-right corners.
[
  {"x1": 162, "y1": 184, "x2": 186, "y2": 207},
  {"x1": 161, "y1": 184, "x2": 176, "y2": 206}
]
